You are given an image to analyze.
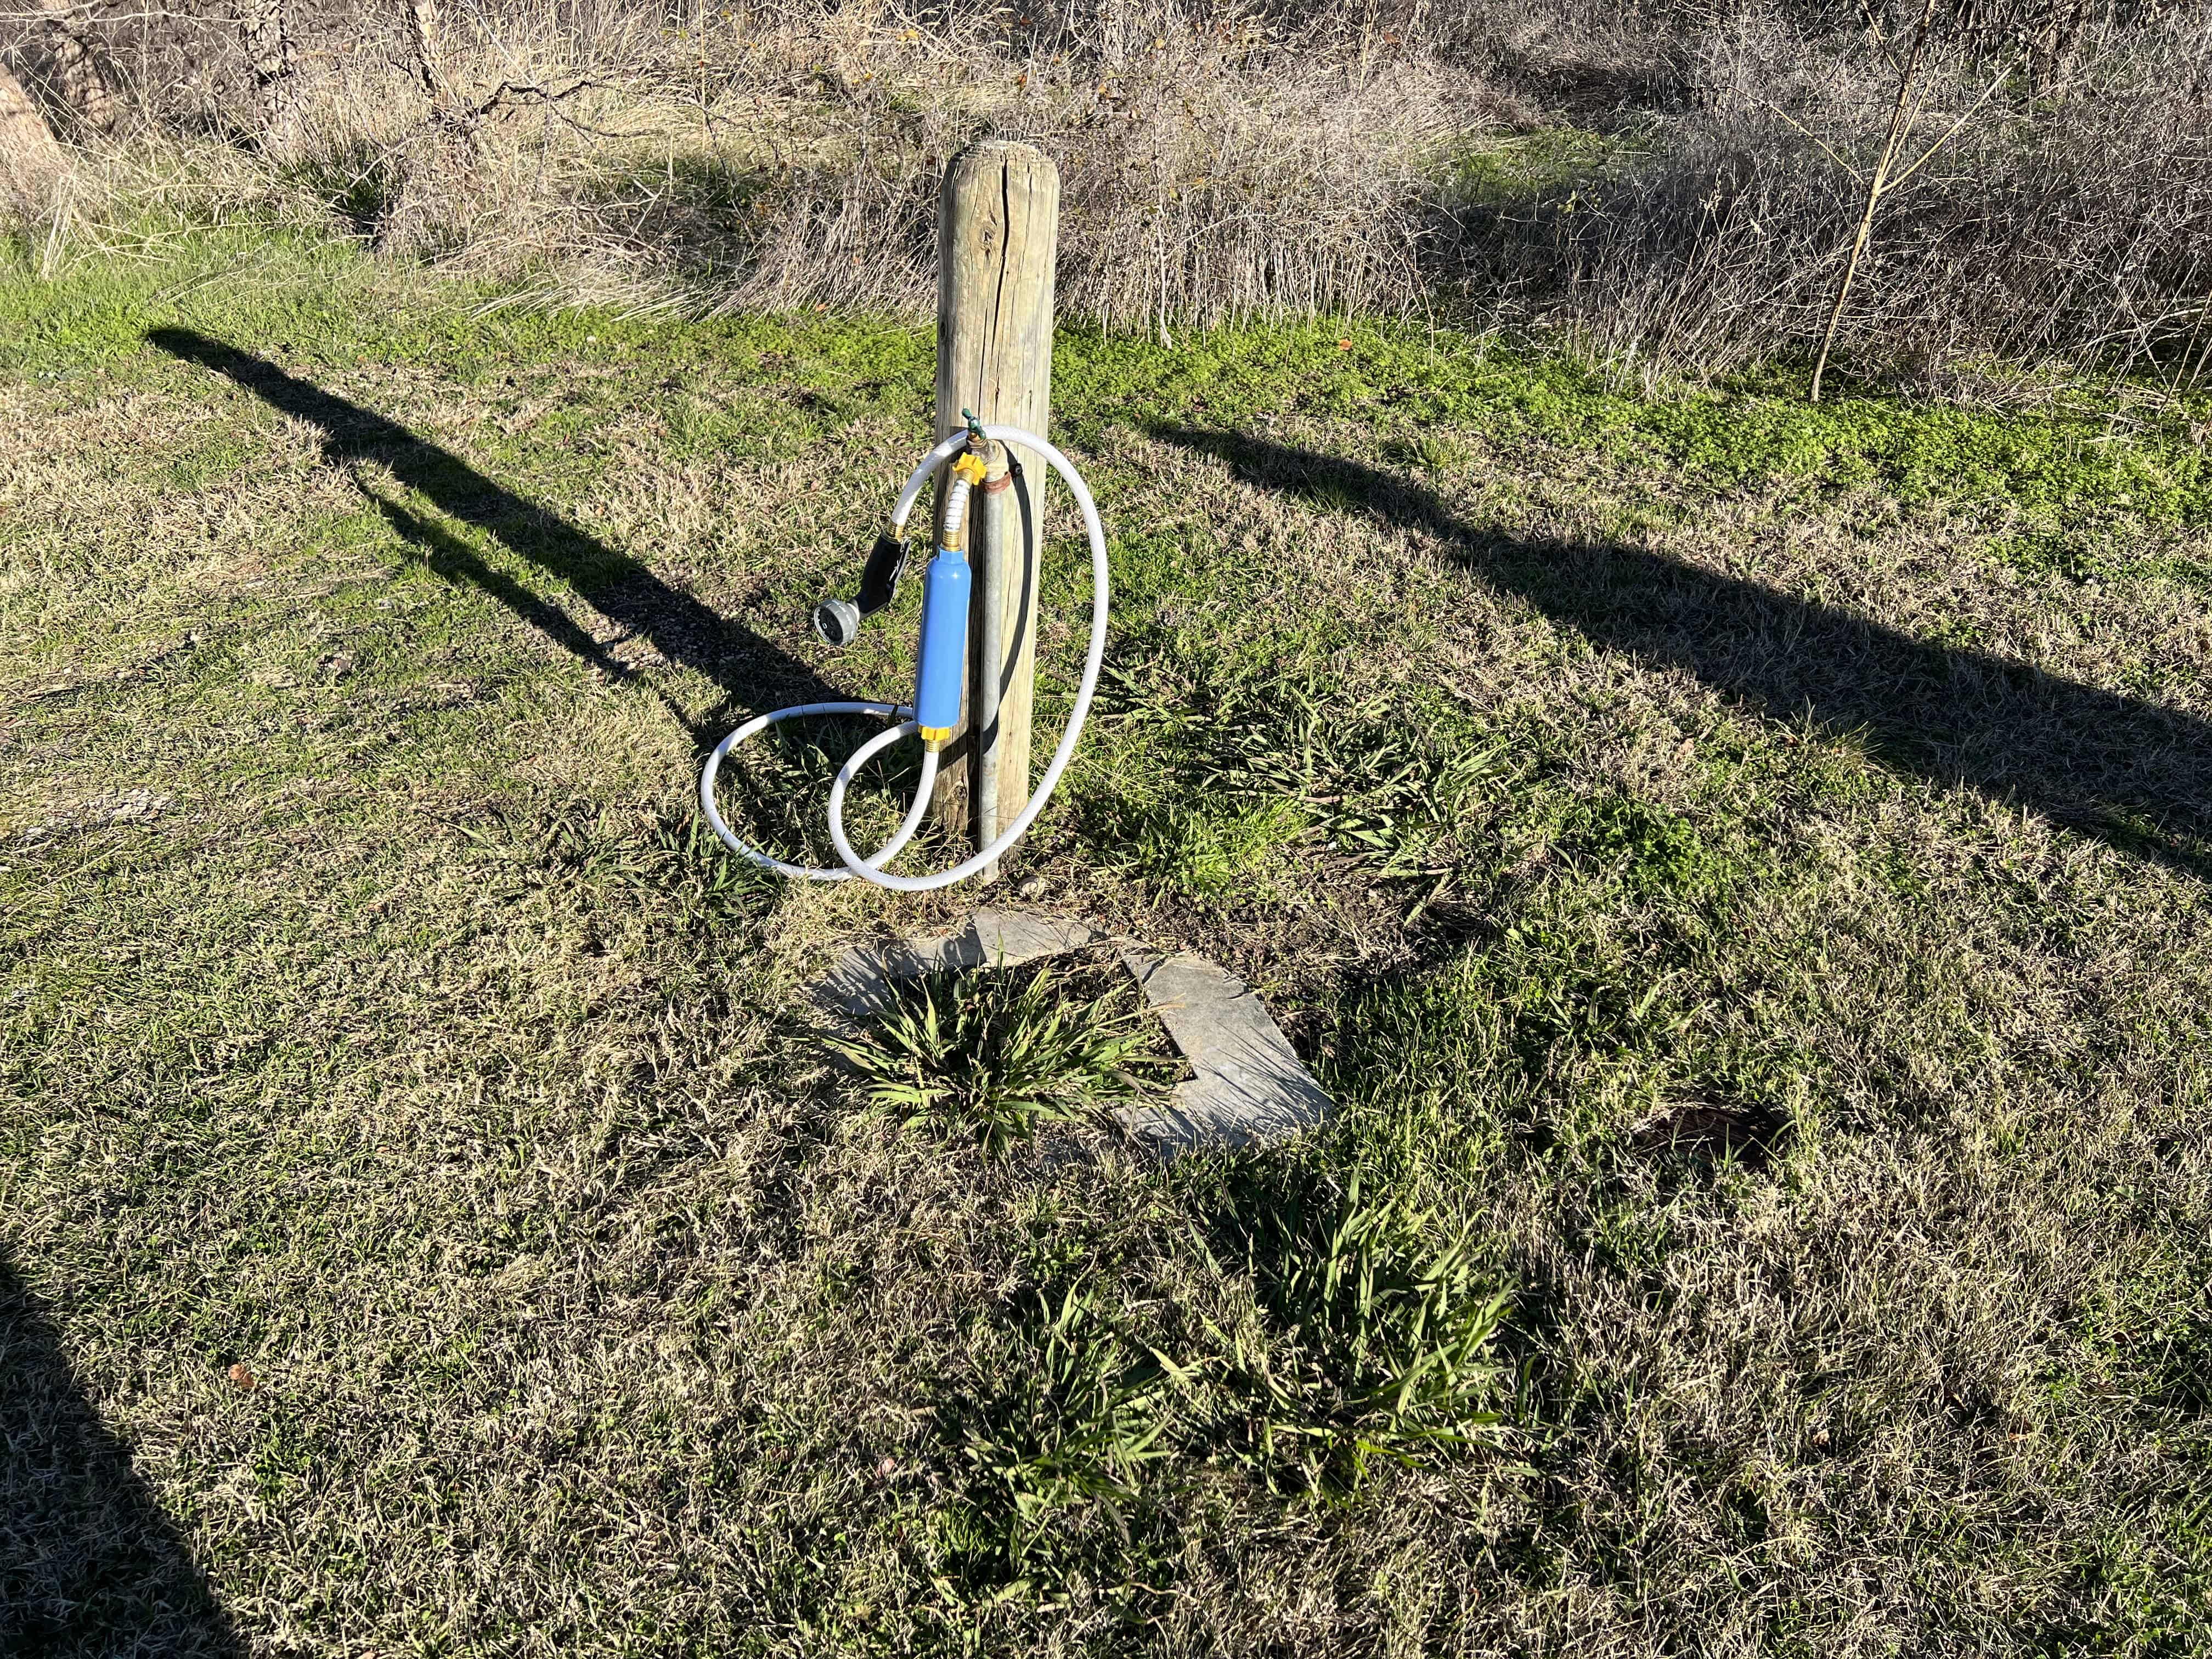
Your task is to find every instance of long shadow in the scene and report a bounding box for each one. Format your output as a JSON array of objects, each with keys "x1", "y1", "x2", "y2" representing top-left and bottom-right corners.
[
  {"x1": 1, "y1": 1261, "x2": 244, "y2": 1657},
  {"x1": 146, "y1": 328, "x2": 845, "y2": 740},
  {"x1": 1154, "y1": 424, "x2": 2212, "y2": 882}
]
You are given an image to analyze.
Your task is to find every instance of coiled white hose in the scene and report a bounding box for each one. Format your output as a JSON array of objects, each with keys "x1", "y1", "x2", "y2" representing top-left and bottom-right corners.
[{"x1": 698, "y1": 424, "x2": 1108, "y2": 891}]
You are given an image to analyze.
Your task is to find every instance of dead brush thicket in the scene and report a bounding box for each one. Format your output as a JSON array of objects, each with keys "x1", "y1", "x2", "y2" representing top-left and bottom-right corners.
[
  {"x1": 0, "y1": 0, "x2": 1514, "y2": 332},
  {"x1": 2, "y1": 0, "x2": 2209, "y2": 381},
  {"x1": 1483, "y1": 0, "x2": 2212, "y2": 388}
]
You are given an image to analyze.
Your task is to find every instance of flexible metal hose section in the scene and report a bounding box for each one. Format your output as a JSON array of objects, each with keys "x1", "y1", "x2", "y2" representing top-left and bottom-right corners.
[{"x1": 698, "y1": 424, "x2": 1109, "y2": 891}]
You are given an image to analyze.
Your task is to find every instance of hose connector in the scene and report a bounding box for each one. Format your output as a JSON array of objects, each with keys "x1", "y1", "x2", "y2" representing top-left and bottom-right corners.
[{"x1": 940, "y1": 449, "x2": 990, "y2": 553}]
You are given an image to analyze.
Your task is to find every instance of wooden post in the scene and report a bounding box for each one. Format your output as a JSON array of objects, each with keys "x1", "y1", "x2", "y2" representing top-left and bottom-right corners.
[{"x1": 932, "y1": 140, "x2": 1058, "y2": 874}]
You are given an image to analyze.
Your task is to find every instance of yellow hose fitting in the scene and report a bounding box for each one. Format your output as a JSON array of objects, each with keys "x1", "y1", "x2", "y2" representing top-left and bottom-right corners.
[
  {"x1": 918, "y1": 726, "x2": 952, "y2": 750},
  {"x1": 951, "y1": 451, "x2": 989, "y2": 489}
]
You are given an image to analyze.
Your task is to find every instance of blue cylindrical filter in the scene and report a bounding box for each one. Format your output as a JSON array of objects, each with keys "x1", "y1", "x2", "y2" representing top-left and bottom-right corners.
[{"x1": 913, "y1": 544, "x2": 970, "y2": 746}]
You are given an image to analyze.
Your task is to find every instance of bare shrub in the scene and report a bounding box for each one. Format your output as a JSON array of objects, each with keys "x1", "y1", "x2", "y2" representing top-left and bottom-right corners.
[{"x1": 1465, "y1": 1, "x2": 2212, "y2": 385}]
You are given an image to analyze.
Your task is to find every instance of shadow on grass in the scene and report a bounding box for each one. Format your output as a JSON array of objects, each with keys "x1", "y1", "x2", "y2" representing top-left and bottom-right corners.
[
  {"x1": 145, "y1": 328, "x2": 847, "y2": 743},
  {"x1": 1152, "y1": 424, "x2": 2212, "y2": 882},
  {"x1": 1, "y1": 1262, "x2": 242, "y2": 1657}
]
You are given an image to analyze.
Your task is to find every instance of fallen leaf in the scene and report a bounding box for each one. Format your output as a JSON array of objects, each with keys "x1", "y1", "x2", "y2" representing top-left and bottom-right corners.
[{"x1": 228, "y1": 1362, "x2": 256, "y2": 1391}]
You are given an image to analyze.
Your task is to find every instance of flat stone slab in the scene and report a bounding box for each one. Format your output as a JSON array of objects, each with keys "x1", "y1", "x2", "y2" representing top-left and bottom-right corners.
[
  {"x1": 1112, "y1": 947, "x2": 1333, "y2": 1156},
  {"x1": 810, "y1": 907, "x2": 1330, "y2": 1157},
  {"x1": 815, "y1": 908, "x2": 1108, "y2": 1019}
]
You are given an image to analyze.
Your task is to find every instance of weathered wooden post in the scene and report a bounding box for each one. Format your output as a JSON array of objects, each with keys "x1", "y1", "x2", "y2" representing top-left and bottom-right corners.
[{"x1": 931, "y1": 139, "x2": 1058, "y2": 878}]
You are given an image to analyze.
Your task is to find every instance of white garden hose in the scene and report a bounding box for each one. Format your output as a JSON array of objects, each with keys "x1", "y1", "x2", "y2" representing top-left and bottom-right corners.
[{"x1": 698, "y1": 424, "x2": 1108, "y2": 891}]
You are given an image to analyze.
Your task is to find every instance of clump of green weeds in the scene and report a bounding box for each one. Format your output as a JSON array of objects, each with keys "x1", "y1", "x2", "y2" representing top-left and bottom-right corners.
[
  {"x1": 1559, "y1": 793, "x2": 1734, "y2": 899},
  {"x1": 832, "y1": 959, "x2": 1181, "y2": 1154},
  {"x1": 928, "y1": 1171, "x2": 1509, "y2": 1609},
  {"x1": 931, "y1": 1287, "x2": 1182, "y2": 1606},
  {"x1": 1132, "y1": 797, "x2": 1305, "y2": 899},
  {"x1": 1195, "y1": 1167, "x2": 1509, "y2": 1496}
]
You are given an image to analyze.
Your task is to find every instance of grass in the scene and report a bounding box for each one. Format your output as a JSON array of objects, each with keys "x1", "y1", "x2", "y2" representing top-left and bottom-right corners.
[
  {"x1": 830, "y1": 957, "x2": 1183, "y2": 1154},
  {"x1": 4, "y1": 225, "x2": 2212, "y2": 1656}
]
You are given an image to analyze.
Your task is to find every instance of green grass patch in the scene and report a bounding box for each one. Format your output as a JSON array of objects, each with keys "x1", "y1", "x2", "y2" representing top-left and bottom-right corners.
[{"x1": 831, "y1": 957, "x2": 1182, "y2": 1154}]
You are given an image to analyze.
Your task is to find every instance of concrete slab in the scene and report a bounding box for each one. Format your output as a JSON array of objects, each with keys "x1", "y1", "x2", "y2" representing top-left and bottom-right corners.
[
  {"x1": 814, "y1": 907, "x2": 1107, "y2": 1019},
  {"x1": 1114, "y1": 946, "x2": 1334, "y2": 1156},
  {"x1": 809, "y1": 908, "x2": 1330, "y2": 1156}
]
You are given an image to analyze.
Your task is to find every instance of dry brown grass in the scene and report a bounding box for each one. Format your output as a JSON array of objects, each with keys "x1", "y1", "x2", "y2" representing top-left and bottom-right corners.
[
  {"x1": 5, "y1": 236, "x2": 2211, "y2": 1654},
  {"x1": 1482, "y1": 1, "x2": 2212, "y2": 388},
  {"x1": 3, "y1": 0, "x2": 2208, "y2": 384},
  {"x1": 3, "y1": 0, "x2": 1512, "y2": 329}
]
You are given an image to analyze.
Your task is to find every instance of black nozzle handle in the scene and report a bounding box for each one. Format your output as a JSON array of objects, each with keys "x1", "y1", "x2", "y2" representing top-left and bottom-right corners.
[
  {"x1": 812, "y1": 532, "x2": 909, "y2": 650},
  {"x1": 855, "y1": 531, "x2": 906, "y2": 616}
]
